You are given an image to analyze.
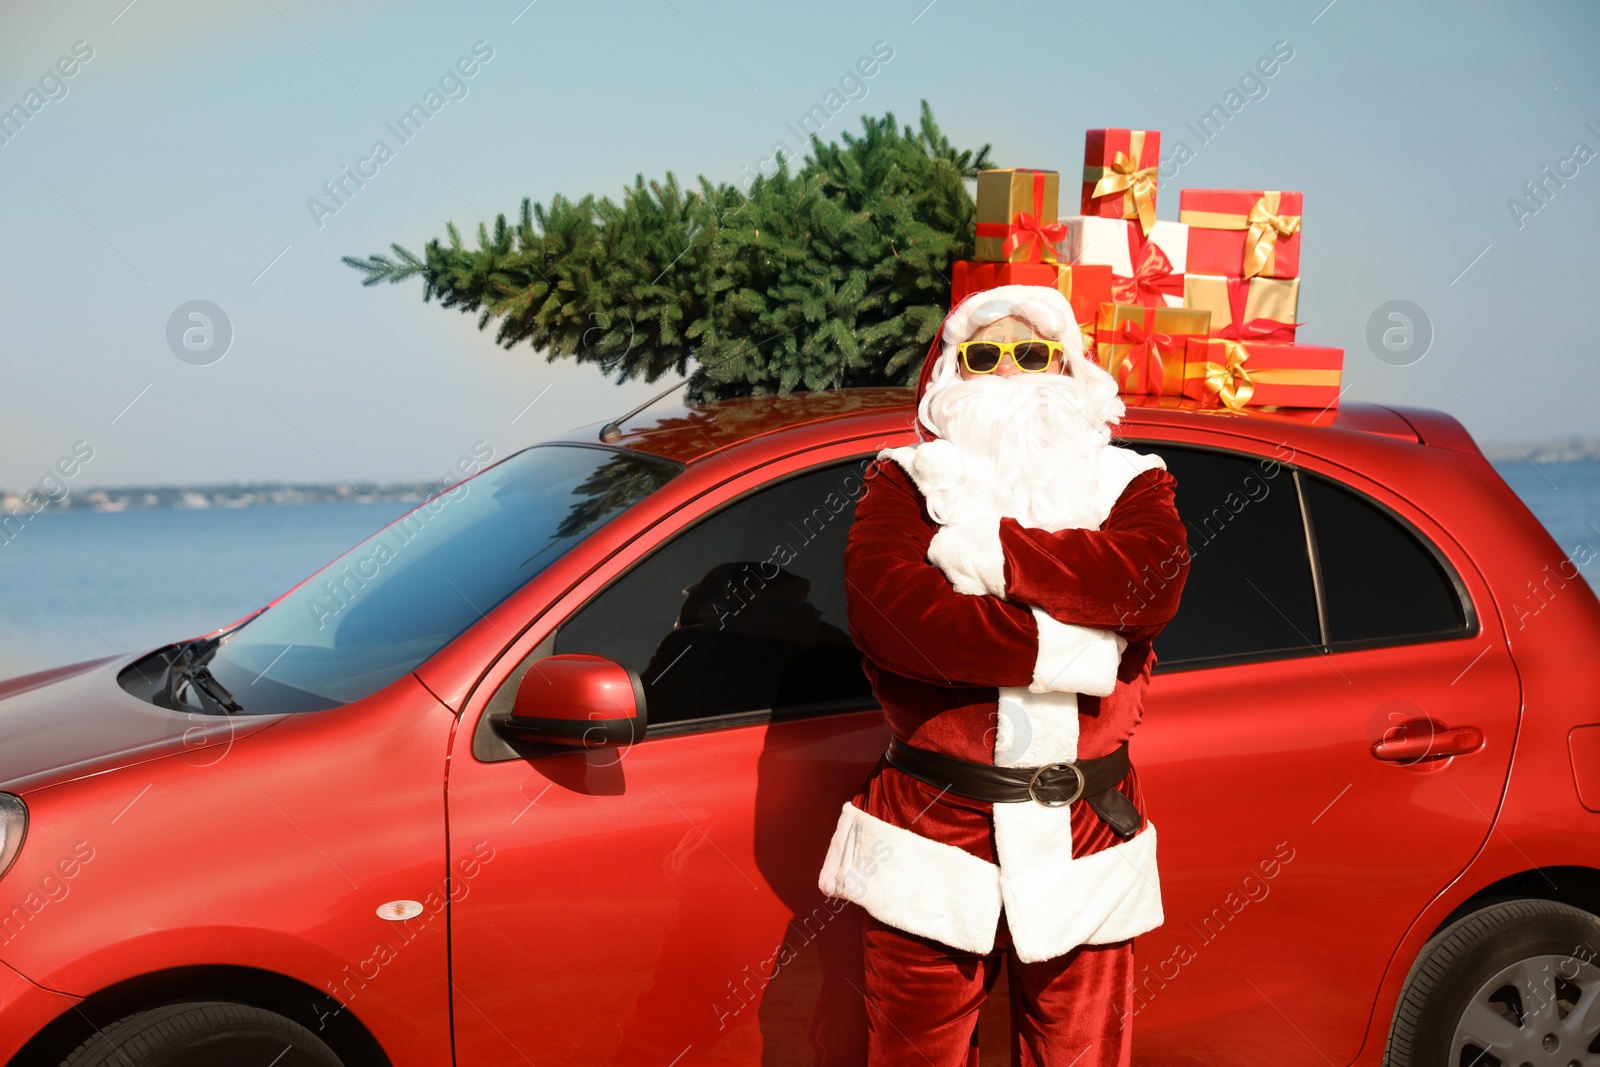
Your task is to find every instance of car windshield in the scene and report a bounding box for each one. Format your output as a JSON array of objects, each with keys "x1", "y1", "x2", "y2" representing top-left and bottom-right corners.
[{"x1": 190, "y1": 444, "x2": 678, "y2": 714}]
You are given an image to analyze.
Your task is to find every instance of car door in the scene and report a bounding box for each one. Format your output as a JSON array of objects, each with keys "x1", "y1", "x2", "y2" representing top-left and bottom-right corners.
[
  {"x1": 1122, "y1": 438, "x2": 1521, "y2": 1067},
  {"x1": 444, "y1": 448, "x2": 894, "y2": 1066}
]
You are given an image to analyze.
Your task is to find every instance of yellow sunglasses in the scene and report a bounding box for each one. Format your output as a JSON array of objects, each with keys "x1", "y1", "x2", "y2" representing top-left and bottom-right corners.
[{"x1": 957, "y1": 338, "x2": 1066, "y2": 374}]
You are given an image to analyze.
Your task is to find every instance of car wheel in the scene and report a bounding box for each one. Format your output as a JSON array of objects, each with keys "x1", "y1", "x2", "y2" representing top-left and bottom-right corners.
[
  {"x1": 60, "y1": 1000, "x2": 344, "y2": 1067},
  {"x1": 1386, "y1": 898, "x2": 1600, "y2": 1067}
]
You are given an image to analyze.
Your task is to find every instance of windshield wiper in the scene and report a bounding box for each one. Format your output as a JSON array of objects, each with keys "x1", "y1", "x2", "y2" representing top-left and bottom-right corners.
[{"x1": 163, "y1": 635, "x2": 245, "y2": 715}]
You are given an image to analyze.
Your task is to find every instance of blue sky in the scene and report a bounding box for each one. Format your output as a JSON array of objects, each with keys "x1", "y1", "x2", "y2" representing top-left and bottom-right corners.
[{"x1": 1, "y1": 0, "x2": 1596, "y2": 490}]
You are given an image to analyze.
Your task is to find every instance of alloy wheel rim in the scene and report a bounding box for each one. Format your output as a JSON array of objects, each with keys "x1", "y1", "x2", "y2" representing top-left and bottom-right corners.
[{"x1": 1452, "y1": 952, "x2": 1600, "y2": 1066}]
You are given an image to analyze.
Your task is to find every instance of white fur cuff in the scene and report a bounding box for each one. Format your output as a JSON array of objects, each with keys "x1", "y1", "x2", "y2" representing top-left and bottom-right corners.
[
  {"x1": 1029, "y1": 608, "x2": 1127, "y2": 697},
  {"x1": 926, "y1": 514, "x2": 1006, "y2": 597}
]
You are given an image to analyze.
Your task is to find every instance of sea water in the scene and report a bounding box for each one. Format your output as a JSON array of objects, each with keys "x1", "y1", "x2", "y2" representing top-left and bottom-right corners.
[{"x1": 1, "y1": 462, "x2": 1596, "y2": 681}]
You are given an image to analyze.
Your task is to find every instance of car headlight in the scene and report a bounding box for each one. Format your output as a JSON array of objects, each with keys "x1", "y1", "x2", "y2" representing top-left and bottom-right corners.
[{"x1": 0, "y1": 794, "x2": 27, "y2": 880}]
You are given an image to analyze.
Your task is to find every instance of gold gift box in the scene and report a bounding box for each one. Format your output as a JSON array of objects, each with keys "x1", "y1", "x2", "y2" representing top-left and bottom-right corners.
[
  {"x1": 1095, "y1": 303, "x2": 1212, "y2": 396},
  {"x1": 975, "y1": 169, "x2": 1061, "y2": 263},
  {"x1": 1183, "y1": 274, "x2": 1300, "y2": 340}
]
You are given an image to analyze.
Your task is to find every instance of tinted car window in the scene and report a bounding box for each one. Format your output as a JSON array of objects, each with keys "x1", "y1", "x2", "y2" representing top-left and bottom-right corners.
[
  {"x1": 555, "y1": 461, "x2": 875, "y2": 726},
  {"x1": 1302, "y1": 473, "x2": 1466, "y2": 644},
  {"x1": 1134, "y1": 444, "x2": 1321, "y2": 667}
]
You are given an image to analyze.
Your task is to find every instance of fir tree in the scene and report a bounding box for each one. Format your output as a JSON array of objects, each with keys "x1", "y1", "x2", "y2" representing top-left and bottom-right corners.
[{"x1": 343, "y1": 101, "x2": 990, "y2": 400}]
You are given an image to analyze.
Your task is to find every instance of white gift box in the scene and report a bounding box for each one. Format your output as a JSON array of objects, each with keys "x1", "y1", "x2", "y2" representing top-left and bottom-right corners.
[{"x1": 1054, "y1": 217, "x2": 1189, "y2": 307}]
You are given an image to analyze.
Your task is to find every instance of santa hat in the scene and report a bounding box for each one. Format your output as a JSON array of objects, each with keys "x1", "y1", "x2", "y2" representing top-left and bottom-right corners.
[{"x1": 911, "y1": 283, "x2": 1090, "y2": 438}]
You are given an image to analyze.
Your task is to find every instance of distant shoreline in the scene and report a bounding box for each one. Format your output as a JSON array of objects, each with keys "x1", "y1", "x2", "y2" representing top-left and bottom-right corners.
[
  {"x1": 1, "y1": 482, "x2": 443, "y2": 513},
  {"x1": 6, "y1": 440, "x2": 1597, "y2": 512},
  {"x1": 1478, "y1": 437, "x2": 1600, "y2": 465}
]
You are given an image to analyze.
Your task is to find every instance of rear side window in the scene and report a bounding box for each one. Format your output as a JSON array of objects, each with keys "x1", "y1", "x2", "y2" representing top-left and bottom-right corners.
[
  {"x1": 1142, "y1": 445, "x2": 1320, "y2": 667},
  {"x1": 1302, "y1": 473, "x2": 1466, "y2": 644}
]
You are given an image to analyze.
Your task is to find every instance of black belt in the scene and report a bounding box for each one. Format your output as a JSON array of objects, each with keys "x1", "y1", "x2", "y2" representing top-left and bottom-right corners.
[{"x1": 884, "y1": 736, "x2": 1143, "y2": 838}]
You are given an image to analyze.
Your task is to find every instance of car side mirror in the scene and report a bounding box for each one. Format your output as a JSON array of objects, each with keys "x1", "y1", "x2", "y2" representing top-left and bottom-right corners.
[{"x1": 493, "y1": 653, "x2": 648, "y2": 748}]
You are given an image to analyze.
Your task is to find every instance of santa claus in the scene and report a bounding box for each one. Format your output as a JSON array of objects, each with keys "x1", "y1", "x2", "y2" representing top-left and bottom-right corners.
[{"x1": 816, "y1": 283, "x2": 1190, "y2": 1066}]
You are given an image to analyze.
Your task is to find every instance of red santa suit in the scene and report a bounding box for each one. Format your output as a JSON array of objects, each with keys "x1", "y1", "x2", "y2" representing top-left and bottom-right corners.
[{"x1": 816, "y1": 284, "x2": 1190, "y2": 1065}]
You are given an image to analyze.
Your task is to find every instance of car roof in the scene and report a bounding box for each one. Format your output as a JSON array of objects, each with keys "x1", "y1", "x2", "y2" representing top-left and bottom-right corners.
[{"x1": 550, "y1": 387, "x2": 1438, "y2": 467}]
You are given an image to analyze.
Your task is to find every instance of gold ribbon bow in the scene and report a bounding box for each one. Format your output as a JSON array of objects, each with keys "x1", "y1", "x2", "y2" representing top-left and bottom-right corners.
[
  {"x1": 1087, "y1": 131, "x2": 1158, "y2": 235},
  {"x1": 1243, "y1": 192, "x2": 1302, "y2": 279},
  {"x1": 1203, "y1": 340, "x2": 1255, "y2": 411}
]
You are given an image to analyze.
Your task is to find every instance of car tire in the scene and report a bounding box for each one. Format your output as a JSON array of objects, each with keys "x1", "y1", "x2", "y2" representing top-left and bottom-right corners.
[
  {"x1": 59, "y1": 1000, "x2": 345, "y2": 1067},
  {"x1": 1386, "y1": 897, "x2": 1600, "y2": 1067}
]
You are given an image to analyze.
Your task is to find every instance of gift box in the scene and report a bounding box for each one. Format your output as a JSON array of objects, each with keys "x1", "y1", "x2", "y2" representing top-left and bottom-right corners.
[
  {"x1": 975, "y1": 169, "x2": 1064, "y2": 263},
  {"x1": 1081, "y1": 129, "x2": 1161, "y2": 234},
  {"x1": 1078, "y1": 320, "x2": 1099, "y2": 366},
  {"x1": 1182, "y1": 338, "x2": 1344, "y2": 410},
  {"x1": 949, "y1": 260, "x2": 1114, "y2": 327},
  {"x1": 1057, "y1": 217, "x2": 1188, "y2": 308},
  {"x1": 1179, "y1": 189, "x2": 1303, "y2": 279},
  {"x1": 1095, "y1": 303, "x2": 1211, "y2": 397},
  {"x1": 1183, "y1": 273, "x2": 1301, "y2": 343}
]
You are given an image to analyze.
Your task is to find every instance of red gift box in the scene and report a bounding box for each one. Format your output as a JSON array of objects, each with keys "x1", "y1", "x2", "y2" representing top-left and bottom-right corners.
[
  {"x1": 1179, "y1": 189, "x2": 1303, "y2": 279},
  {"x1": 1182, "y1": 338, "x2": 1344, "y2": 410},
  {"x1": 1081, "y1": 129, "x2": 1161, "y2": 234},
  {"x1": 949, "y1": 260, "x2": 1114, "y2": 327}
]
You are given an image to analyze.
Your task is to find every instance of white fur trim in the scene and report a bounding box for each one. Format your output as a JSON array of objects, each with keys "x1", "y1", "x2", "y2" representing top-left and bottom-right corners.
[
  {"x1": 878, "y1": 441, "x2": 990, "y2": 527},
  {"x1": 926, "y1": 514, "x2": 1006, "y2": 597},
  {"x1": 818, "y1": 801, "x2": 1003, "y2": 954},
  {"x1": 1097, "y1": 446, "x2": 1166, "y2": 518},
  {"x1": 995, "y1": 686, "x2": 1080, "y2": 766},
  {"x1": 1031, "y1": 608, "x2": 1127, "y2": 697},
  {"x1": 997, "y1": 811, "x2": 1164, "y2": 963},
  {"x1": 943, "y1": 284, "x2": 1075, "y2": 355}
]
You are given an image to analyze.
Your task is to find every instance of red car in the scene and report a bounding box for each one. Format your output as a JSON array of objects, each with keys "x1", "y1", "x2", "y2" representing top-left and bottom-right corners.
[{"x1": 1, "y1": 389, "x2": 1597, "y2": 1067}]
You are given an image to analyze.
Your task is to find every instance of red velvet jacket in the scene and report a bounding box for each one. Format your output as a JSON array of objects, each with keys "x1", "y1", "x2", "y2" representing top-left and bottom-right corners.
[{"x1": 815, "y1": 293, "x2": 1191, "y2": 962}]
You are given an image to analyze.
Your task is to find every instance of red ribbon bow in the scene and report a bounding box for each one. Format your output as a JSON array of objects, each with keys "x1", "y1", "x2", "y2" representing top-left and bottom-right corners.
[
  {"x1": 1111, "y1": 228, "x2": 1185, "y2": 307},
  {"x1": 1001, "y1": 211, "x2": 1069, "y2": 260},
  {"x1": 1111, "y1": 307, "x2": 1174, "y2": 396}
]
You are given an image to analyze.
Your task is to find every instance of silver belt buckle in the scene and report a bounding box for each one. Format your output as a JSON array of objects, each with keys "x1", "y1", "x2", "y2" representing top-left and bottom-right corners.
[{"x1": 1027, "y1": 761, "x2": 1086, "y2": 807}]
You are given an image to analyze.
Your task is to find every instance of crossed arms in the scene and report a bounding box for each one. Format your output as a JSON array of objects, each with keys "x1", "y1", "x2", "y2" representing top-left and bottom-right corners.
[{"x1": 842, "y1": 457, "x2": 1189, "y2": 691}]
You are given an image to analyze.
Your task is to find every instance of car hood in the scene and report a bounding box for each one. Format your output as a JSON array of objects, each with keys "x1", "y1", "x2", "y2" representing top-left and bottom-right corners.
[{"x1": 0, "y1": 655, "x2": 285, "y2": 794}]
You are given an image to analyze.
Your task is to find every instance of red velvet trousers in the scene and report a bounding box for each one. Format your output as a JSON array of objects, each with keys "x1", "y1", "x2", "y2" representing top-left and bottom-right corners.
[{"x1": 861, "y1": 909, "x2": 1135, "y2": 1067}]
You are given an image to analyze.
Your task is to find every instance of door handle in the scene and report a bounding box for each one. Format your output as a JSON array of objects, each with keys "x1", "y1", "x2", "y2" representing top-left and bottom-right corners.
[{"x1": 1372, "y1": 724, "x2": 1484, "y2": 763}]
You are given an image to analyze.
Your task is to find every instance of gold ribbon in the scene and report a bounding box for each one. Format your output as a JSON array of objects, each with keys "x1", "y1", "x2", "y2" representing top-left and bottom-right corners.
[
  {"x1": 1244, "y1": 192, "x2": 1301, "y2": 278},
  {"x1": 1085, "y1": 130, "x2": 1158, "y2": 235},
  {"x1": 1243, "y1": 368, "x2": 1341, "y2": 385},
  {"x1": 1079, "y1": 320, "x2": 1098, "y2": 362},
  {"x1": 1180, "y1": 191, "x2": 1302, "y2": 279}
]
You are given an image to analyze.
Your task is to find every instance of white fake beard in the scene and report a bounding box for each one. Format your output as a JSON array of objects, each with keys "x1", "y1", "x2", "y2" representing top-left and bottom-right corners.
[{"x1": 920, "y1": 364, "x2": 1121, "y2": 531}]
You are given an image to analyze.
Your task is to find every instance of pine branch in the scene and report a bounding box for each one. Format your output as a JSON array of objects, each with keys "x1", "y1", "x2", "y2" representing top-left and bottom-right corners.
[{"x1": 344, "y1": 100, "x2": 991, "y2": 399}]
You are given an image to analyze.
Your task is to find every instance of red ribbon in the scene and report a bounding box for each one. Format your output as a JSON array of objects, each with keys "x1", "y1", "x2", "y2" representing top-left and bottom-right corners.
[
  {"x1": 1110, "y1": 227, "x2": 1185, "y2": 307},
  {"x1": 975, "y1": 171, "x2": 1067, "y2": 262},
  {"x1": 1214, "y1": 276, "x2": 1301, "y2": 343},
  {"x1": 1110, "y1": 306, "x2": 1174, "y2": 396}
]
